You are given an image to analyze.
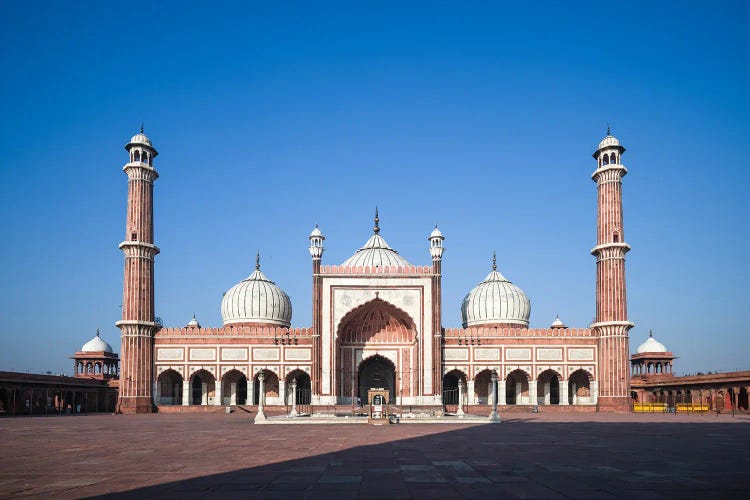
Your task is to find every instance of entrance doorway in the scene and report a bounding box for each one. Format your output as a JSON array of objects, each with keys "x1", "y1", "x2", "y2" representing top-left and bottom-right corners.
[{"x1": 358, "y1": 355, "x2": 395, "y2": 403}]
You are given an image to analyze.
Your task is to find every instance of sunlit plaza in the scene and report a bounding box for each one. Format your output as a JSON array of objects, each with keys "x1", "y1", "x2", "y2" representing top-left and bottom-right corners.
[{"x1": 1, "y1": 412, "x2": 748, "y2": 498}]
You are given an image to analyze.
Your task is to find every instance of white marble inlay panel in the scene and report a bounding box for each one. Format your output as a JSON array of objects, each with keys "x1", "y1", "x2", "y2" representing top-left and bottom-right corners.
[
  {"x1": 157, "y1": 348, "x2": 183, "y2": 361},
  {"x1": 506, "y1": 348, "x2": 531, "y2": 361},
  {"x1": 444, "y1": 348, "x2": 469, "y2": 361},
  {"x1": 253, "y1": 348, "x2": 280, "y2": 361},
  {"x1": 568, "y1": 348, "x2": 594, "y2": 361},
  {"x1": 474, "y1": 348, "x2": 500, "y2": 361},
  {"x1": 189, "y1": 348, "x2": 215, "y2": 361},
  {"x1": 537, "y1": 348, "x2": 563, "y2": 361},
  {"x1": 286, "y1": 348, "x2": 311, "y2": 361},
  {"x1": 221, "y1": 348, "x2": 248, "y2": 361}
]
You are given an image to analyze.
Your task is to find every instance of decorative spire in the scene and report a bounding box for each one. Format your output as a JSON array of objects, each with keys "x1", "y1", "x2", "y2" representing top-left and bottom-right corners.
[
  {"x1": 649, "y1": 329, "x2": 653, "y2": 338},
  {"x1": 492, "y1": 251, "x2": 497, "y2": 271},
  {"x1": 607, "y1": 123, "x2": 611, "y2": 136},
  {"x1": 140, "y1": 123, "x2": 144, "y2": 134},
  {"x1": 374, "y1": 206, "x2": 380, "y2": 234},
  {"x1": 255, "y1": 251, "x2": 260, "y2": 270},
  {"x1": 96, "y1": 328, "x2": 100, "y2": 337}
]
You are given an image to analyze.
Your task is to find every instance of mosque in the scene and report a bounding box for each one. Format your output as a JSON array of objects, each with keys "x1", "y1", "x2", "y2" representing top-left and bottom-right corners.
[{"x1": 115, "y1": 129, "x2": 634, "y2": 414}]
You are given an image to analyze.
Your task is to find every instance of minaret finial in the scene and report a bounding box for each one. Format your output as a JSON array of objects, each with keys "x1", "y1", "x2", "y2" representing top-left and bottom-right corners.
[
  {"x1": 492, "y1": 251, "x2": 497, "y2": 271},
  {"x1": 255, "y1": 251, "x2": 260, "y2": 270},
  {"x1": 374, "y1": 206, "x2": 380, "y2": 234},
  {"x1": 607, "y1": 123, "x2": 611, "y2": 136},
  {"x1": 649, "y1": 329, "x2": 653, "y2": 338},
  {"x1": 140, "y1": 123, "x2": 144, "y2": 134},
  {"x1": 96, "y1": 328, "x2": 100, "y2": 337}
]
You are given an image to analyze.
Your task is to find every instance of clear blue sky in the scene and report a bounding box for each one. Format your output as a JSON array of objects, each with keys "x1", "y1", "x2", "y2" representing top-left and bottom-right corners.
[{"x1": 1, "y1": 1, "x2": 748, "y2": 375}]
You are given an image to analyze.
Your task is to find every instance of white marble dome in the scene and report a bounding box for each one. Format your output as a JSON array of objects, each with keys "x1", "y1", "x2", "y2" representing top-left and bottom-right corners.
[
  {"x1": 128, "y1": 132, "x2": 153, "y2": 147},
  {"x1": 598, "y1": 134, "x2": 621, "y2": 150},
  {"x1": 221, "y1": 257, "x2": 292, "y2": 327},
  {"x1": 81, "y1": 331, "x2": 113, "y2": 353},
  {"x1": 636, "y1": 331, "x2": 668, "y2": 354},
  {"x1": 310, "y1": 225, "x2": 324, "y2": 238},
  {"x1": 461, "y1": 257, "x2": 530, "y2": 328},
  {"x1": 429, "y1": 226, "x2": 444, "y2": 239},
  {"x1": 342, "y1": 233, "x2": 411, "y2": 268}
]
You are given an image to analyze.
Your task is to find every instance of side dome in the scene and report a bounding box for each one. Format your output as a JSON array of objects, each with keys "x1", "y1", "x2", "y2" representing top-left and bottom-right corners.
[
  {"x1": 221, "y1": 255, "x2": 292, "y2": 327},
  {"x1": 341, "y1": 209, "x2": 411, "y2": 268},
  {"x1": 81, "y1": 330, "x2": 113, "y2": 353},
  {"x1": 636, "y1": 331, "x2": 668, "y2": 354},
  {"x1": 461, "y1": 255, "x2": 530, "y2": 328}
]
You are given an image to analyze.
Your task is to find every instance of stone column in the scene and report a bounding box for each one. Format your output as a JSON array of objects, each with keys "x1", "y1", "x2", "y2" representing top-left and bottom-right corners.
[
  {"x1": 214, "y1": 379, "x2": 222, "y2": 406},
  {"x1": 544, "y1": 382, "x2": 551, "y2": 405},
  {"x1": 255, "y1": 372, "x2": 267, "y2": 422},
  {"x1": 230, "y1": 382, "x2": 237, "y2": 405},
  {"x1": 290, "y1": 379, "x2": 298, "y2": 417},
  {"x1": 528, "y1": 380, "x2": 538, "y2": 406},
  {"x1": 560, "y1": 383, "x2": 569, "y2": 405},
  {"x1": 278, "y1": 380, "x2": 286, "y2": 406},
  {"x1": 591, "y1": 381, "x2": 599, "y2": 405},
  {"x1": 154, "y1": 381, "x2": 160, "y2": 405},
  {"x1": 571, "y1": 383, "x2": 578, "y2": 405},
  {"x1": 182, "y1": 382, "x2": 190, "y2": 406},
  {"x1": 457, "y1": 380, "x2": 465, "y2": 416},
  {"x1": 467, "y1": 380, "x2": 475, "y2": 405},
  {"x1": 489, "y1": 372, "x2": 501, "y2": 422},
  {"x1": 497, "y1": 380, "x2": 506, "y2": 405},
  {"x1": 201, "y1": 383, "x2": 208, "y2": 405}
]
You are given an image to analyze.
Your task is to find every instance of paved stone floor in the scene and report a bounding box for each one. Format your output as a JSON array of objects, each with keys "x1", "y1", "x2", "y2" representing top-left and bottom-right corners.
[{"x1": 1, "y1": 411, "x2": 749, "y2": 499}]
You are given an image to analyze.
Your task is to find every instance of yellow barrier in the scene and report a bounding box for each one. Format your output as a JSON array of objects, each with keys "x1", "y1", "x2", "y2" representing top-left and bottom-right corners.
[
  {"x1": 633, "y1": 403, "x2": 666, "y2": 412},
  {"x1": 633, "y1": 403, "x2": 710, "y2": 413}
]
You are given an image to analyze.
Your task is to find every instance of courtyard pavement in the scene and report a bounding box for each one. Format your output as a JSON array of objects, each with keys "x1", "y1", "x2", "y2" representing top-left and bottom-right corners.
[{"x1": 0, "y1": 411, "x2": 749, "y2": 499}]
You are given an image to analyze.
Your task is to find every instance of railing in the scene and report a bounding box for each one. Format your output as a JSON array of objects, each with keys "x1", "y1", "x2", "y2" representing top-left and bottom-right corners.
[
  {"x1": 285, "y1": 388, "x2": 312, "y2": 415},
  {"x1": 442, "y1": 388, "x2": 468, "y2": 414}
]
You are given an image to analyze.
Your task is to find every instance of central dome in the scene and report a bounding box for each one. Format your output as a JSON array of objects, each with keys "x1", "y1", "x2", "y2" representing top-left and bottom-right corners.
[
  {"x1": 461, "y1": 255, "x2": 530, "y2": 328},
  {"x1": 221, "y1": 254, "x2": 292, "y2": 327},
  {"x1": 341, "y1": 209, "x2": 411, "y2": 268}
]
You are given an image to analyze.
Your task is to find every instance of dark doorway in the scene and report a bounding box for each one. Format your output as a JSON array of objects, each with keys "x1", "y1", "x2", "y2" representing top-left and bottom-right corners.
[{"x1": 358, "y1": 355, "x2": 395, "y2": 403}]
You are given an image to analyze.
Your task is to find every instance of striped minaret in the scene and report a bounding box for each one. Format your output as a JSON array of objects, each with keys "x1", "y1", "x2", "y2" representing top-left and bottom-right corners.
[
  {"x1": 308, "y1": 224, "x2": 325, "y2": 404},
  {"x1": 591, "y1": 128, "x2": 634, "y2": 412},
  {"x1": 116, "y1": 127, "x2": 160, "y2": 414},
  {"x1": 428, "y1": 225, "x2": 444, "y2": 402}
]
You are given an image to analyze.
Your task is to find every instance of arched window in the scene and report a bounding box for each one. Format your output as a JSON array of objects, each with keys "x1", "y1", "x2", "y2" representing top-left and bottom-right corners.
[
  {"x1": 613, "y1": 231, "x2": 620, "y2": 243},
  {"x1": 603, "y1": 153, "x2": 609, "y2": 165},
  {"x1": 134, "y1": 150, "x2": 140, "y2": 162}
]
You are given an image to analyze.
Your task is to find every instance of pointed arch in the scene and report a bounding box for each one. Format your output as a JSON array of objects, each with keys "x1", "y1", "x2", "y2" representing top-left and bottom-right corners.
[{"x1": 337, "y1": 298, "x2": 416, "y2": 344}]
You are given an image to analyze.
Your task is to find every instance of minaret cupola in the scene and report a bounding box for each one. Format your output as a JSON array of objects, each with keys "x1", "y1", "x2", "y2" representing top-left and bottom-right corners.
[
  {"x1": 593, "y1": 125, "x2": 625, "y2": 168},
  {"x1": 125, "y1": 125, "x2": 158, "y2": 166},
  {"x1": 428, "y1": 225, "x2": 445, "y2": 261},
  {"x1": 309, "y1": 224, "x2": 325, "y2": 260}
]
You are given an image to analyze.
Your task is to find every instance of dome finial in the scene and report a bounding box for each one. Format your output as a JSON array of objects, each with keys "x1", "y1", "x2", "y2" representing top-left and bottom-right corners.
[
  {"x1": 607, "y1": 123, "x2": 610, "y2": 136},
  {"x1": 374, "y1": 206, "x2": 380, "y2": 234},
  {"x1": 140, "y1": 123, "x2": 144, "y2": 134},
  {"x1": 255, "y1": 251, "x2": 260, "y2": 270},
  {"x1": 96, "y1": 328, "x2": 100, "y2": 337},
  {"x1": 492, "y1": 251, "x2": 497, "y2": 271},
  {"x1": 649, "y1": 329, "x2": 653, "y2": 338}
]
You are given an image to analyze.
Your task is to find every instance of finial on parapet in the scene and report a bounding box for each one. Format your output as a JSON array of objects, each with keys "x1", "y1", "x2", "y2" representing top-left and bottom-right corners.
[
  {"x1": 374, "y1": 206, "x2": 380, "y2": 234},
  {"x1": 256, "y1": 251, "x2": 260, "y2": 270},
  {"x1": 492, "y1": 251, "x2": 497, "y2": 271}
]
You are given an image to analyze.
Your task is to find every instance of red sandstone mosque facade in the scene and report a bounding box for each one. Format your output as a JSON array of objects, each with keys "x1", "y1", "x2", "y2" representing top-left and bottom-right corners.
[{"x1": 115, "y1": 129, "x2": 634, "y2": 414}]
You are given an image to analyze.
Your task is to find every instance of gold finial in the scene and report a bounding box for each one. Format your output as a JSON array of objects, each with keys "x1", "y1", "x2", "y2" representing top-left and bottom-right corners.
[{"x1": 374, "y1": 206, "x2": 380, "y2": 234}]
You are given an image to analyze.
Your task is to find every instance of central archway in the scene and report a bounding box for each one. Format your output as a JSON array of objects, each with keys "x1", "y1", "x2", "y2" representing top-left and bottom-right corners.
[
  {"x1": 358, "y1": 355, "x2": 396, "y2": 403},
  {"x1": 336, "y1": 298, "x2": 417, "y2": 401}
]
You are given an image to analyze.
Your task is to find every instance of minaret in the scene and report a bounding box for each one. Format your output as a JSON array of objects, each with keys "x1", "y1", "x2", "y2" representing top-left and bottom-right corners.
[
  {"x1": 591, "y1": 128, "x2": 634, "y2": 412},
  {"x1": 116, "y1": 127, "x2": 160, "y2": 413},
  {"x1": 308, "y1": 224, "x2": 325, "y2": 403},
  {"x1": 428, "y1": 225, "x2": 444, "y2": 401}
]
